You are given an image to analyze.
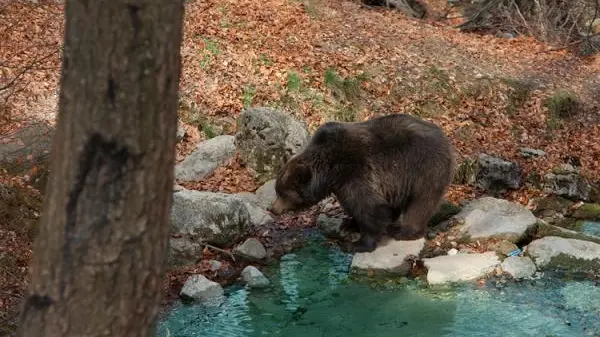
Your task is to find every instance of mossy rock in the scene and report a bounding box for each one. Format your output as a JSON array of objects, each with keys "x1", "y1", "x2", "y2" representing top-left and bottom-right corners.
[
  {"x1": 428, "y1": 200, "x2": 462, "y2": 227},
  {"x1": 571, "y1": 203, "x2": 600, "y2": 220},
  {"x1": 532, "y1": 195, "x2": 574, "y2": 218},
  {"x1": 535, "y1": 221, "x2": 600, "y2": 245}
]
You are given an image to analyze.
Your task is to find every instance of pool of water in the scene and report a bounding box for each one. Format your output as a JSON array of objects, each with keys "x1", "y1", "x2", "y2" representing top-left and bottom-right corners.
[{"x1": 157, "y1": 235, "x2": 600, "y2": 337}]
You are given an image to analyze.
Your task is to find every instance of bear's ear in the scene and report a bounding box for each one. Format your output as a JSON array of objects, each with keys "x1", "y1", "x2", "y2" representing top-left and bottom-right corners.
[{"x1": 281, "y1": 161, "x2": 312, "y2": 186}]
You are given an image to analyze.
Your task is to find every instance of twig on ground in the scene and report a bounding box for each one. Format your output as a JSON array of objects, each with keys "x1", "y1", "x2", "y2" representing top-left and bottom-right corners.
[{"x1": 199, "y1": 242, "x2": 236, "y2": 262}]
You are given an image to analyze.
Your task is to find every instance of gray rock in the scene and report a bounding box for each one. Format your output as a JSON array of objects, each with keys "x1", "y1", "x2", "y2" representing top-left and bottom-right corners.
[
  {"x1": 316, "y1": 214, "x2": 344, "y2": 239},
  {"x1": 243, "y1": 200, "x2": 274, "y2": 229},
  {"x1": 180, "y1": 274, "x2": 224, "y2": 305},
  {"x1": 500, "y1": 256, "x2": 537, "y2": 279},
  {"x1": 525, "y1": 236, "x2": 600, "y2": 270},
  {"x1": 423, "y1": 251, "x2": 501, "y2": 285},
  {"x1": 454, "y1": 197, "x2": 537, "y2": 243},
  {"x1": 167, "y1": 237, "x2": 203, "y2": 266},
  {"x1": 170, "y1": 189, "x2": 252, "y2": 247},
  {"x1": 233, "y1": 238, "x2": 267, "y2": 261},
  {"x1": 544, "y1": 170, "x2": 591, "y2": 201},
  {"x1": 174, "y1": 135, "x2": 236, "y2": 182},
  {"x1": 241, "y1": 266, "x2": 270, "y2": 288},
  {"x1": 519, "y1": 147, "x2": 546, "y2": 159},
  {"x1": 234, "y1": 107, "x2": 309, "y2": 183},
  {"x1": 351, "y1": 238, "x2": 425, "y2": 275},
  {"x1": 255, "y1": 179, "x2": 277, "y2": 210},
  {"x1": 173, "y1": 184, "x2": 185, "y2": 192},
  {"x1": 475, "y1": 153, "x2": 523, "y2": 193}
]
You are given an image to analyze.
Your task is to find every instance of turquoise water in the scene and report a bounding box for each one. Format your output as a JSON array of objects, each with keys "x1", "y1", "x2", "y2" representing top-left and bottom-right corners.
[
  {"x1": 582, "y1": 221, "x2": 600, "y2": 237},
  {"x1": 157, "y1": 235, "x2": 600, "y2": 337}
]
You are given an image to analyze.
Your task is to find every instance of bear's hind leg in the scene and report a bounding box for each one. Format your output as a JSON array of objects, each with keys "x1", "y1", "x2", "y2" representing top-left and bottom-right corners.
[
  {"x1": 390, "y1": 197, "x2": 440, "y2": 240},
  {"x1": 351, "y1": 205, "x2": 395, "y2": 253}
]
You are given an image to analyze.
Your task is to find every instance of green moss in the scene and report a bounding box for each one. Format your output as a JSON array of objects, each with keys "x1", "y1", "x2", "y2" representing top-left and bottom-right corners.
[
  {"x1": 535, "y1": 221, "x2": 600, "y2": 245},
  {"x1": 544, "y1": 89, "x2": 581, "y2": 130},
  {"x1": 428, "y1": 201, "x2": 462, "y2": 227},
  {"x1": 542, "y1": 252, "x2": 600, "y2": 274},
  {"x1": 571, "y1": 203, "x2": 600, "y2": 220}
]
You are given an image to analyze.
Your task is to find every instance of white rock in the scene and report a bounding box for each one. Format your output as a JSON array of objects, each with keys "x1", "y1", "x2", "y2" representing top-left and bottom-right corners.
[
  {"x1": 351, "y1": 238, "x2": 425, "y2": 275},
  {"x1": 525, "y1": 236, "x2": 600, "y2": 268},
  {"x1": 241, "y1": 266, "x2": 270, "y2": 288},
  {"x1": 423, "y1": 251, "x2": 501, "y2": 285},
  {"x1": 455, "y1": 197, "x2": 537, "y2": 243},
  {"x1": 174, "y1": 135, "x2": 236, "y2": 181},
  {"x1": 500, "y1": 256, "x2": 537, "y2": 279},
  {"x1": 180, "y1": 274, "x2": 224, "y2": 305},
  {"x1": 447, "y1": 248, "x2": 458, "y2": 256}
]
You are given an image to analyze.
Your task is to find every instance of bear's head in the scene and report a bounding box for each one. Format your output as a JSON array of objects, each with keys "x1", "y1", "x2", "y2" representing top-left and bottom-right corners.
[{"x1": 270, "y1": 156, "x2": 314, "y2": 215}]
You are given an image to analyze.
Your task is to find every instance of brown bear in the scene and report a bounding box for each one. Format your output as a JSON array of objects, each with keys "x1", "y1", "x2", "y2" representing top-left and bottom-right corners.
[{"x1": 269, "y1": 113, "x2": 456, "y2": 253}]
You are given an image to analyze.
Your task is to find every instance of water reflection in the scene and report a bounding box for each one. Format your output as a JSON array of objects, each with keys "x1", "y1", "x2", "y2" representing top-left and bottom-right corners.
[{"x1": 157, "y1": 236, "x2": 600, "y2": 337}]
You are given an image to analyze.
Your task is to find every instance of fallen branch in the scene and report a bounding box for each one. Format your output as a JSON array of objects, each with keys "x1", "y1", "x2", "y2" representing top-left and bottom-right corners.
[{"x1": 199, "y1": 242, "x2": 236, "y2": 262}]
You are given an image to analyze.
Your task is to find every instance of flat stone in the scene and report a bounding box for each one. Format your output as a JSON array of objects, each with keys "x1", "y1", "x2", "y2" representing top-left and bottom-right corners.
[
  {"x1": 174, "y1": 135, "x2": 236, "y2": 181},
  {"x1": 455, "y1": 197, "x2": 537, "y2": 243},
  {"x1": 423, "y1": 251, "x2": 501, "y2": 285},
  {"x1": 241, "y1": 266, "x2": 270, "y2": 288},
  {"x1": 233, "y1": 238, "x2": 267, "y2": 261},
  {"x1": 500, "y1": 256, "x2": 537, "y2": 279},
  {"x1": 525, "y1": 236, "x2": 600, "y2": 270},
  {"x1": 519, "y1": 147, "x2": 546, "y2": 158},
  {"x1": 179, "y1": 274, "x2": 224, "y2": 305},
  {"x1": 351, "y1": 238, "x2": 425, "y2": 275},
  {"x1": 242, "y1": 200, "x2": 274, "y2": 229}
]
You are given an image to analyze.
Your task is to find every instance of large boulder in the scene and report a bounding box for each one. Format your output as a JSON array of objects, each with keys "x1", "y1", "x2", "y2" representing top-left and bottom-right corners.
[
  {"x1": 170, "y1": 189, "x2": 253, "y2": 247},
  {"x1": 543, "y1": 164, "x2": 591, "y2": 201},
  {"x1": 351, "y1": 238, "x2": 425, "y2": 275},
  {"x1": 453, "y1": 197, "x2": 537, "y2": 243},
  {"x1": 174, "y1": 135, "x2": 236, "y2": 182},
  {"x1": 423, "y1": 252, "x2": 501, "y2": 285},
  {"x1": 475, "y1": 153, "x2": 523, "y2": 193},
  {"x1": 525, "y1": 236, "x2": 600, "y2": 271},
  {"x1": 234, "y1": 107, "x2": 309, "y2": 183}
]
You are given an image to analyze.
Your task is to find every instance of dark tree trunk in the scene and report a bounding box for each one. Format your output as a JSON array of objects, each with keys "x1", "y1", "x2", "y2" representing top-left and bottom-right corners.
[{"x1": 16, "y1": 0, "x2": 184, "y2": 336}]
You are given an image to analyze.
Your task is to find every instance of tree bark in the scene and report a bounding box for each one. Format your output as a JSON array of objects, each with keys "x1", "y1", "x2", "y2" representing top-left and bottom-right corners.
[{"x1": 16, "y1": 0, "x2": 184, "y2": 336}]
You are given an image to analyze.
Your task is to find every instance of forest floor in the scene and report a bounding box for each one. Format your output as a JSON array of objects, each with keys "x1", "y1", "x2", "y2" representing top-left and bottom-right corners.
[{"x1": 2, "y1": 0, "x2": 600, "y2": 333}]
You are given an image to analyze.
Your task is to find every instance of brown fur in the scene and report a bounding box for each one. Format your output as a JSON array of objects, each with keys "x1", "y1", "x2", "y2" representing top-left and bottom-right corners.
[{"x1": 270, "y1": 113, "x2": 456, "y2": 253}]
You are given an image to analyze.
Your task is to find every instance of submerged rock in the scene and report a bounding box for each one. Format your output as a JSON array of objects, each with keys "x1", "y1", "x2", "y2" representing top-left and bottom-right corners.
[
  {"x1": 525, "y1": 236, "x2": 600, "y2": 271},
  {"x1": 454, "y1": 197, "x2": 537, "y2": 243},
  {"x1": 500, "y1": 256, "x2": 537, "y2": 279},
  {"x1": 174, "y1": 135, "x2": 236, "y2": 182},
  {"x1": 423, "y1": 252, "x2": 501, "y2": 285},
  {"x1": 351, "y1": 238, "x2": 425, "y2": 275},
  {"x1": 233, "y1": 238, "x2": 267, "y2": 261},
  {"x1": 234, "y1": 107, "x2": 309, "y2": 183},
  {"x1": 170, "y1": 189, "x2": 252, "y2": 247},
  {"x1": 180, "y1": 274, "x2": 224, "y2": 305},
  {"x1": 241, "y1": 266, "x2": 271, "y2": 288}
]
